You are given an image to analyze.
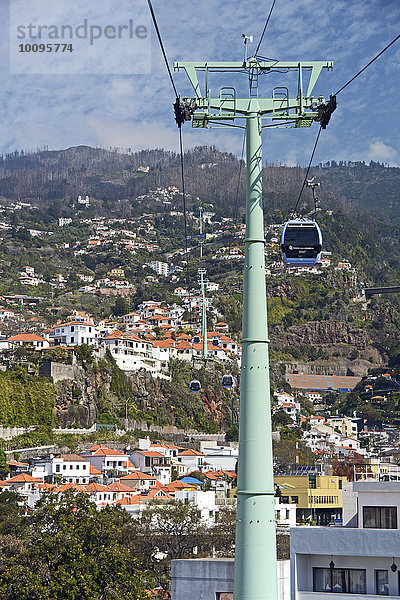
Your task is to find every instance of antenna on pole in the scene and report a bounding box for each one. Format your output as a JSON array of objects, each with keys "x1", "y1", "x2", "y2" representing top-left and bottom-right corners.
[{"x1": 242, "y1": 34, "x2": 253, "y2": 63}]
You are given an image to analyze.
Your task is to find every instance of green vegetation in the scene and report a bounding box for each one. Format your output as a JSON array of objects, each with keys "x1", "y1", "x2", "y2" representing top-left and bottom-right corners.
[
  {"x1": 0, "y1": 368, "x2": 55, "y2": 427},
  {"x1": 0, "y1": 490, "x2": 148, "y2": 600}
]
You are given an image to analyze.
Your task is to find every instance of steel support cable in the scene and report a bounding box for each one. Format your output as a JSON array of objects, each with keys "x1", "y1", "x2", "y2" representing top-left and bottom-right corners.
[
  {"x1": 146, "y1": 0, "x2": 192, "y2": 296},
  {"x1": 255, "y1": 0, "x2": 277, "y2": 55},
  {"x1": 146, "y1": 0, "x2": 178, "y2": 97},
  {"x1": 293, "y1": 126, "x2": 322, "y2": 215},
  {"x1": 293, "y1": 32, "x2": 400, "y2": 213},
  {"x1": 178, "y1": 127, "x2": 191, "y2": 292},
  {"x1": 334, "y1": 32, "x2": 400, "y2": 96}
]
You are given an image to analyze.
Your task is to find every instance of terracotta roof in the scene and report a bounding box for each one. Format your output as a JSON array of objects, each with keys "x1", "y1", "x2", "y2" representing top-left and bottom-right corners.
[
  {"x1": 108, "y1": 481, "x2": 136, "y2": 493},
  {"x1": 177, "y1": 449, "x2": 204, "y2": 456},
  {"x1": 114, "y1": 496, "x2": 141, "y2": 506},
  {"x1": 166, "y1": 480, "x2": 196, "y2": 492},
  {"x1": 92, "y1": 448, "x2": 128, "y2": 457},
  {"x1": 135, "y1": 450, "x2": 164, "y2": 457},
  {"x1": 89, "y1": 465, "x2": 103, "y2": 476},
  {"x1": 53, "y1": 483, "x2": 84, "y2": 493},
  {"x1": 8, "y1": 333, "x2": 47, "y2": 342},
  {"x1": 54, "y1": 321, "x2": 93, "y2": 328},
  {"x1": 120, "y1": 471, "x2": 155, "y2": 481},
  {"x1": 85, "y1": 483, "x2": 109, "y2": 492},
  {"x1": 7, "y1": 460, "x2": 29, "y2": 467},
  {"x1": 7, "y1": 473, "x2": 42, "y2": 483},
  {"x1": 56, "y1": 454, "x2": 89, "y2": 462},
  {"x1": 150, "y1": 443, "x2": 179, "y2": 450}
]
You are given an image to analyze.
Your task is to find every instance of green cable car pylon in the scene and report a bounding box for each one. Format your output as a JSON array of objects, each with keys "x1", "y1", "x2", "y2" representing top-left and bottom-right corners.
[{"x1": 175, "y1": 54, "x2": 334, "y2": 600}]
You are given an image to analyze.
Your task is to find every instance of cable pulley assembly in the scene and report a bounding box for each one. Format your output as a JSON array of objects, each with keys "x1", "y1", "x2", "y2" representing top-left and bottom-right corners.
[
  {"x1": 173, "y1": 97, "x2": 197, "y2": 128},
  {"x1": 314, "y1": 94, "x2": 337, "y2": 129}
]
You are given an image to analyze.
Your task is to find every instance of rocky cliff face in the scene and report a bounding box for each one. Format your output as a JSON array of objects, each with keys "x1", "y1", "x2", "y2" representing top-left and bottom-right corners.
[
  {"x1": 52, "y1": 362, "x2": 236, "y2": 430},
  {"x1": 55, "y1": 366, "x2": 106, "y2": 427},
  {"x1": 270, "y1": 320, "x2": 383, "y2": 364}
]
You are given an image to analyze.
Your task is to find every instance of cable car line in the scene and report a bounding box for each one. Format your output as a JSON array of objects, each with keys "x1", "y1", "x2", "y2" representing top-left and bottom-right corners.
[
  {"x1": 254, "y1": 0, "x2": 278, "y2": 56},
  {"x1": 146, "y1": 0, "x2": 179, "y2": 98},
  {"x1": 334, "y1": 32, "x2": 400, "y2": 96},
  {"x1": 292, "y1": 126, "x2": 322, "y2": 215},
  {"x1": 146, "y1": 0, "x2": 193, "y2": 296},
  {"x1": 293, "y1": 34, "x2": 400, "y2": 212},
  {"x1": 291, "y1": 31, "x2": 400, "y2": 217}
]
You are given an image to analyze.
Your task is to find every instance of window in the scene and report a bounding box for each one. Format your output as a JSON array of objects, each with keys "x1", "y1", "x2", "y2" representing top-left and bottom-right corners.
[
  {"x1": 313, "y1": 568, "x2": 366, "y2": 594},
  {"x1": 55, "y1": 464, "x2": 60, "y2": 472},
  {"x1": 280, "y1": 496, "x2": 289, "y2": 504},
  {"x1": 375, "y1": 570, "x2": 389, "y2": 595},
  {"x1": 309, "y1": 475, "x2": 317, "y2": 489},
  {"x1": 71, "y1": 326, "x2": 74, "y2": 332},
  {"x1": 291, "y1": 496, "x2": 298, "y2": 504},
  {"x1": 215, "y1": 594, "x2": 233, "y2": 600},
  {"x1": 363, "y1": 506, "x2": 397, "y2": 529},
  {"x1": 71, "y1": 337, "x2": 75, "y2": 343}
]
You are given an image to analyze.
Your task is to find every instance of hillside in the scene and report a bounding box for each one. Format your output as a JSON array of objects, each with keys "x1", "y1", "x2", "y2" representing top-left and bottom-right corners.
[{"x1": 0, "y1": 146, "x2": 398, "y2": 431}]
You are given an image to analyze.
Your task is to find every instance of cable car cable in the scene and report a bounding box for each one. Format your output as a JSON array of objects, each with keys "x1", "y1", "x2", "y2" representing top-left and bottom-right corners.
[
  {"x1": 334, "y1": 33, "x2": 400, "y2": 96},
  {"x1": 255, "y1": 0, "x2": 278, "y2": 56},
  {"x1": 146, "y1": 0, "x2": 193, "y2": 301},
  {"x1": 178, "y1": 127, "x2": 192, "y2": 294},
  {"x1": 146, "y1": 0, "x2": 179, "y2": 98},
  {"x1": 293, "y1": 127, "x2": 322, "y2": 215},
  {"x1": 292, "y1": 32, "x2": 400, "y2": 214}
]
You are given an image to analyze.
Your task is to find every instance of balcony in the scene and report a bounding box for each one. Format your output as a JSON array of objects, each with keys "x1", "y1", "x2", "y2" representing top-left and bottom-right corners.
[{"x1": 298, "y1": 593, "x2": 399, "y2": 600}]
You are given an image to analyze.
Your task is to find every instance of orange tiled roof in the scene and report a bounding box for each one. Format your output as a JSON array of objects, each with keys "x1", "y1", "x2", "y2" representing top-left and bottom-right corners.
[
  {"x1": 120, "y1": 471, "x2": 155, "y2": 481},
  {"x1": 92, "y1": 448, "x2": 128, "y2": 457},
  {"x1": 166, "y1": 480, "x2": 196, "y2": 492},
  {"x1": 108, "y1": 481, "x2": 136, "y2": 493},
  {"x1": 55, "y1": 454, "x2": 89, "y2": 462},
  {"x1": 177, "y1": 449, "x2": 204, "y2": 456},
  {"x1": 85, "y1": 483, "x2": 109, "y2": 492},
  {"x1": 7, "y1": 473, "x2": 42, "y2": 483},
  {"x1": 53, "y1": 483, "x2": 84, "y2": 493},
  {"x1": 8, "y1": 333, "x2": 47, "y2": 342}
]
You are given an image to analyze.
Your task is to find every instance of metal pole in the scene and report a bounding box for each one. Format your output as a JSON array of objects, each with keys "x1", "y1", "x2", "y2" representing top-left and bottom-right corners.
[
  {"x1": 234, "y1": 112, "x2": 277, "y2": 600},
  {"x1": 199, "y1": 268, "x2": 208, "y2": 359}
]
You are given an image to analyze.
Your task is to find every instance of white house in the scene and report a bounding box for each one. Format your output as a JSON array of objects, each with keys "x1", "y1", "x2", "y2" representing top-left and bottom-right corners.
[
  {"x1": 51, "y1": 320, "x2": 97, "y2": 346},
  {"x1": 101, "y1": 330, "x2": 162, "y2": 374},
  {"x1": 175, "y1": 489, "x2": 217, "y2": 524},
  {"x1": 31, "y1": 454, "x2": 91, "y2": 484},
  {"x1": 80, "y1": 445, "x2": 132, "y2": 475},
  {"x1": 7, "y1": 333, "x2": 50, "y2": 349},
  {"x1": 122, "y1": 312, "x2": 141, "y2": 324},
  {"x1": 290, "y1": 481, "x2": 400, "y2": 599},
  {"x1": 176, "y1": 449, "x2": 205, "y2": 471}
]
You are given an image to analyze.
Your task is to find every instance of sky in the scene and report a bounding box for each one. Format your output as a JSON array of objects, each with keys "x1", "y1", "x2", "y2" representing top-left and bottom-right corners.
[{"x1": 1, "y1": 0, "x2": 399, "y2": 166}]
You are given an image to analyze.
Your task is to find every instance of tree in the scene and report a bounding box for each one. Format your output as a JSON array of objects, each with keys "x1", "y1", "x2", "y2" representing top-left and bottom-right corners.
[
  {"x1": 0, "y1": 491, "x2": 148, "y2": 600},
  {"x1": 0, "y1": 449, "x2": 9, "y2": 479},
  {"x1": 332, "y1": 452, "x2": 366, "y2": 481},
  {"x1": 272, "y1": 410, "x2": 293, "y2": 428},
  {"x1": 112, "y1": 297, "x2": 129, "y2": 317},
  {"x1": 123, "y1": 501, "x2": 209, "y2": 594}
]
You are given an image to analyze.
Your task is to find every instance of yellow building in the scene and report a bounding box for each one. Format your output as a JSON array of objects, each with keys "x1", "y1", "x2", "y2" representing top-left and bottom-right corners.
[
  {"x1": 274, "y1": 473, "x2": 346, "y2": 525},
  {"x1": 109, "y1": 267, "x2": 125, "y2": 279}
]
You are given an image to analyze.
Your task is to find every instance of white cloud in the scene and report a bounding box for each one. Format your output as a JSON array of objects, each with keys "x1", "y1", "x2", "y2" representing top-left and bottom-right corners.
[{"x1": 366, "y1": 140, "x2": 398, "y2": 163}]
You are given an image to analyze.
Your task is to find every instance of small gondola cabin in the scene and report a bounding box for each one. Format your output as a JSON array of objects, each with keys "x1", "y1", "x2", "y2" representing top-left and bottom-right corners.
[{"x1": 281, "y1": 220, "x2": 322, "y2": 266}]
